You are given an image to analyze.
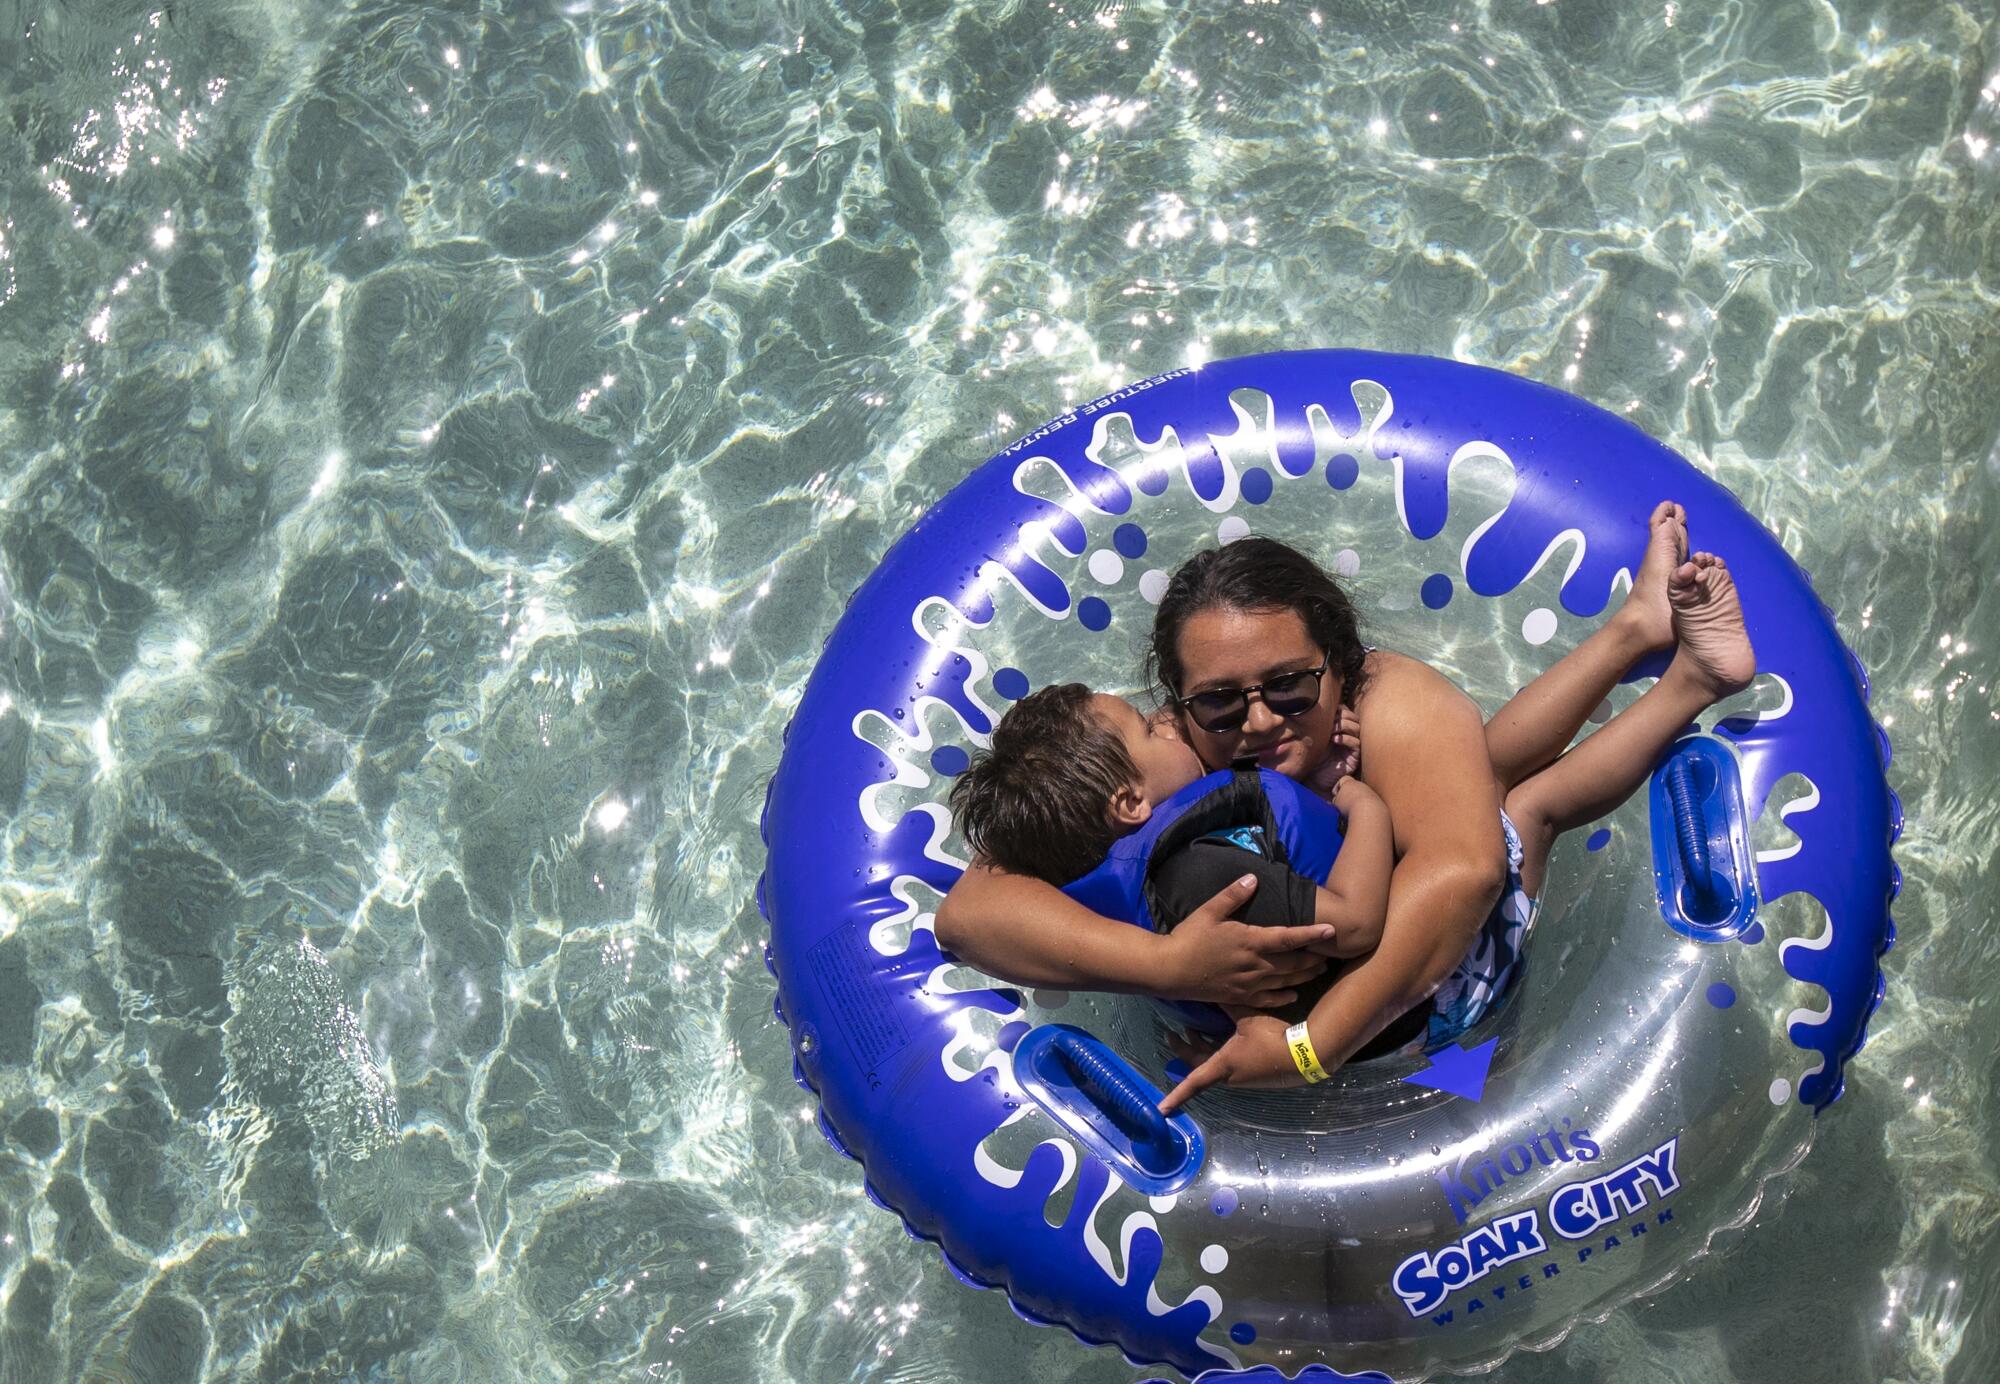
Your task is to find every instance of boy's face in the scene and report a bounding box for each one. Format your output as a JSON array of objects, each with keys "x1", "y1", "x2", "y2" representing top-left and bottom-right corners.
[{"x1": 1091, "y1": 694, "x2": 1205, "y2": 810}]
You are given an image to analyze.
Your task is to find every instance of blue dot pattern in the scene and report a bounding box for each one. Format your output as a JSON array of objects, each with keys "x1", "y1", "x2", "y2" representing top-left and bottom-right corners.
[
  {"x1": 993, "y1": 667, "x2": 1030, "y2": 700},
  {"x1": 1327, "y1": 453, "x2": 1360, "y2": 490},
  {"x1": 1706, "y1": 983, "x2": 1736, "y2": 1009},
  {"x1": 1241, "y1": 468, "x2": 1273, "y2": 504},
  {"x1": 930, "y1": 745, "x2": 970, "y2": 777},
  {"x1": 1586, "y1": 828, "x2": 1612, "y2": 852},
  {"x1": 1113, "y1": 523, "x2": 1148, "y2": 558},
  {"x1": 1230, "y1": 1322, "x2": 1257, "y2": 1345},
  {"x1": 1210, "y1": 1187, "x2": 1239, "y2": 1217},
  {"x1": 1078, "y1": 597, "x2": 1111, "y2": 631},
  {"x1": 1421, "y1": 573, "x2": 1453, "y2": 609},
  {"x1": 997, "y1": 1021, "x2": 1030, "y2": 1051}
]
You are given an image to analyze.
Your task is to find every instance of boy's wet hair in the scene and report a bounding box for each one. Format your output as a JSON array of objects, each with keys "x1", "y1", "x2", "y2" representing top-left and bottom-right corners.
[{"x1": 949, "y1": 683, "x2": 1138, "y2": 885}]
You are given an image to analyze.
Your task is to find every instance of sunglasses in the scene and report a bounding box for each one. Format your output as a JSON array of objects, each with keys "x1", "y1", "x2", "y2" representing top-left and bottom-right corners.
[{"x1": 1174, "y1": 655, "x2": 1332, "y2": 734}]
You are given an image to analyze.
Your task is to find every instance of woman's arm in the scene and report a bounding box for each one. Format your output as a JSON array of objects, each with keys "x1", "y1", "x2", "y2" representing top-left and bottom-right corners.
[
  {"x1": 1311, "y1": 776, "x2": 1393, "y2": 957},
  {"x1": 935, "y1": 864, "x2": 1337, "y2": 1006},
  {"x1": 1157, "y1": 660, "x2": 1504, "y2": 1109},
  {"x1": 1305, "y1": 654, "x2": 1505, "y2": 1064},
  {"x1": 1160, "y1": 656, "x2": 1504, "y2": 1104},
  {"x1": 1162, "y1": 845, "x2": 1503, "y2": 1109},
  {"x1": 935, "y1": 863, "x2": 1178, "y2": 992}
]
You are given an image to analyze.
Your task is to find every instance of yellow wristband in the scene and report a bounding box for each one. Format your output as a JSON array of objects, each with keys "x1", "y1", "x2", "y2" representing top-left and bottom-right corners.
[{"x1": 1285, "y1": 1022, "x2": 1330, "y2": 1084}]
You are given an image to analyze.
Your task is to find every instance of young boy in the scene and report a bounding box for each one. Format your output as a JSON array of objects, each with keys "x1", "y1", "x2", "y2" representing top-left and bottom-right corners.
[
  {"x1": 947, "y1": 682, "x2": 1395, "y2": 1006},
  {"x1": 948, "y1": 509, "x2": 1757, "y2": 1090}
]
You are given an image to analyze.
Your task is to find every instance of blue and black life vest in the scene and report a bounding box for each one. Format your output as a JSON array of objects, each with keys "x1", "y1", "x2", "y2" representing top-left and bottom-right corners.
[
  {"x1": 1060, "y1": 767, "x2": 1342, "y2": 1033},
  {"x1": 1061, "y1": 766, "x2": 1345, "y2": 931},
  {"x1": 1060, "y1": 766, "x2": 1430, "y2": 1053}
]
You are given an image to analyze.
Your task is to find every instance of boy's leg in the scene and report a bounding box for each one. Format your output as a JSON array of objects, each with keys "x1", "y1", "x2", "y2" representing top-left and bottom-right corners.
[
  {"x1": 1485, "y1": 502, "x2": 1685, "y2": 791},
  {"x1": 1506, "y1": 554, "x2": 1755, "y2": 897}
]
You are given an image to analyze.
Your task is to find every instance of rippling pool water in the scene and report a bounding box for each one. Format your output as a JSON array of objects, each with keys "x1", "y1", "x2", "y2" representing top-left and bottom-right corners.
[{"x1": 0, "y1": 1, "x2": 1994, "y2": 1380}]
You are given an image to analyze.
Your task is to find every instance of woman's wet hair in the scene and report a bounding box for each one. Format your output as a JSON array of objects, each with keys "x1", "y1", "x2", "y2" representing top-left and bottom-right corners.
[{"x1": 1146, "y1": 536, "x2": 1370, "y2": 708}]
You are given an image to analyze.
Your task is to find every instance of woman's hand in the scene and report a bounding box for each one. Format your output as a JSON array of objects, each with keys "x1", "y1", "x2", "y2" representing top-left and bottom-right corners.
[
  {"x1": 1158, "y1": 1011, "x2": 1306, "y2": 1113},
  {"x1": 1157, "y1": 875, "x2": 1336, "y2": 1007},
  {"x1": 1306, "y1": 705, "x2": 1363, "y2": 797}
]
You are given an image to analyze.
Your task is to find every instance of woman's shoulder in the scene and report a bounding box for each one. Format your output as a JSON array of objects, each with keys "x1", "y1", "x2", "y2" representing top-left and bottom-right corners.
[
  {"x1": 1358, "y1": 648, "x2": 1447, "y2": 693},
  {"x1": 1355, "y1": 649, "x2": 1481, "y2": 718}
]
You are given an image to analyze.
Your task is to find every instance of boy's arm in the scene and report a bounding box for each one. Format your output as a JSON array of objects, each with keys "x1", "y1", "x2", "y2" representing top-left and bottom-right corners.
[
  {"x1": 1311, "y1": 777, "x2": 1393, "y2": 957},
  {"x1": 935, "y1": 861, "x2": 1336, "y2": 1006}
]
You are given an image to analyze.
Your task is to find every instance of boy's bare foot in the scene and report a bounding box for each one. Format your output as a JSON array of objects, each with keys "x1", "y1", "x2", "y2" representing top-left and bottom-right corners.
[
  {"x1": 1665, "y1": 552, "x2": 1756, "y2": 698},
  {"x1": 1616, "y1": 501, "x2": 1687, "y2": 652}
]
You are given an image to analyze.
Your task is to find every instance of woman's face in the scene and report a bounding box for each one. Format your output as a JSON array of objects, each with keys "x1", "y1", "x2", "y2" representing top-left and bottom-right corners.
[{"x1": 1171, "y1": 605, "x2": 1344, "y2": 781}]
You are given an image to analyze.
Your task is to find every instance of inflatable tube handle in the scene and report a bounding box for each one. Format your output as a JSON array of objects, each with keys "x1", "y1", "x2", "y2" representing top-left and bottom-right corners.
[
  {"x1": 1648, "y1": 737, "x2": 1757, "y2": 940},
  {"x1": 1665, "y1": 757, "x2": 1732, "y2": 920},
  {"x1": 1011, "y1": 1024, "x2": 1204, "y2": 1192},
  {"x1": 1051, "y1": 1030, "x2": 1177, "y2": 1172}
]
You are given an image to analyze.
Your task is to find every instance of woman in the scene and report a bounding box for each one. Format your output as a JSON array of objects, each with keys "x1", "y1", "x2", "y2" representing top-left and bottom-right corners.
[{"x1": 936, "y1": 509, "x2": 1697, "y2": 1083}]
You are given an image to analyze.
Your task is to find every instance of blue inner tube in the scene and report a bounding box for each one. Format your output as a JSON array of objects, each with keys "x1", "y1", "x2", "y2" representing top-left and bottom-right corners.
[{"x1": 759, "y1": 350, "x2": 1897, "y2": 1379}]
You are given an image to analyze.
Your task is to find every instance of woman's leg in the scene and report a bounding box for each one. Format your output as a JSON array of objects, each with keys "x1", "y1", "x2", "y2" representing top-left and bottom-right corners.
[
  {"x1": 1485, "y1": 502, "x2": 1685, "y2": 791},
  {"x1": 1506, "y1": 554, "x2": 1755, "y2": 896}
]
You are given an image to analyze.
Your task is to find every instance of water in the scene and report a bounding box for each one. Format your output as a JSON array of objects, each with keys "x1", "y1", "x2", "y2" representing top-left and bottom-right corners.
[{"x1": 0, "y1": 0, "x2": 1994, "y2": 1379}]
